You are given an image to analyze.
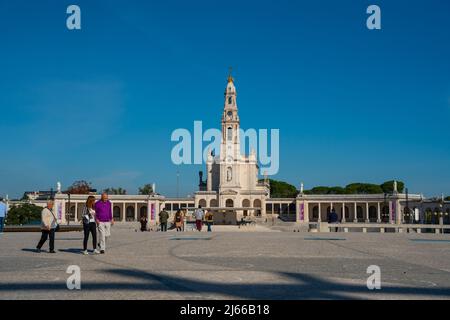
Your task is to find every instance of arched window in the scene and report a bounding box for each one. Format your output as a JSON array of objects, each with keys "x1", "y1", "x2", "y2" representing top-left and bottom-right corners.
[
  {"x1": 126, "y1": 206, "x2": 134, "y2": 221},
  {"x1": 242, "y1": 199, "x2": 250, "y2": 216},
  {"x1": 227, "y1": 127, "x2": 232, "y2": 141},
  {"x1": 199, "y1": 199, "x2": 207, "y2": 208},
  {"x1": 254, "y1": 199, "x2": 262, "y2": 216},
  {"x1": 140, "y1": 206, "x2": 147, "y2": 218},
  {"x1": 113, "y1": 206, "x2": 121, "y2": 220},
  {"x1": 228, "y1": 96, "x2": 232, "y2": 104},
  {"x1": 369, "y1": 206, "x2": 377, "y2": 222},
  {"x1": 225, "y1": 199, "x2": 234, "y2": 207},
  {"x1": 312, "y1": 206, "x2": 319, "y2": 221},
  {"x1": 357, "y1": 206, "x2": 364, "y2": 222},
  {"x1": 210, "y1": 199, "x2": 218, "y2": 207}
]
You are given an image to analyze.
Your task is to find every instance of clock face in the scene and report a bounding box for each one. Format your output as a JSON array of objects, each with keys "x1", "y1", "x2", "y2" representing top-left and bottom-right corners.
[{"x1": 227, "y1": 111, "x2": 233, "y2": 119}]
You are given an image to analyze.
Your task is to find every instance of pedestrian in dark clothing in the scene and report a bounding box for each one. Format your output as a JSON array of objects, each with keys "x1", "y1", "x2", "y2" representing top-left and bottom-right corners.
[
  {"x1": 140, "y1": 215, "x2": 148, "y2": 232},
  {"x1": 328, "y1": 208, "x2": 339, "y2": 232},
  {"x1": 159, "y1": 209, "x2": 169, "y2": 232}
]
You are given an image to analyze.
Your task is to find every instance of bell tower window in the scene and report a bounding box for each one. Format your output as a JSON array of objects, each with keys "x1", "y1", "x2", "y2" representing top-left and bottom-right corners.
[
  {"x1": 228, "y1": 96, "x2": 232, "y2": 104},
  {"x1": 227, "y1": 127, "x2": 232, "y2": 141}
]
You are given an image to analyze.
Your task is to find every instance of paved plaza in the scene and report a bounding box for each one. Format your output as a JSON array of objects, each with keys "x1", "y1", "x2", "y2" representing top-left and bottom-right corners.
[{"x1": 1, "y1": 225, "x2": 450, "y2": 300}]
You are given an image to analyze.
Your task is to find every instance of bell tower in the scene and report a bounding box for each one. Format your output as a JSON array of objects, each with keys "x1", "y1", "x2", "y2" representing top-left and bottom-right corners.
[
  {"x1": 220, "y1": 69, "x2": 241, "y2": 162},
  {"x1": 220, "y1": 69, "x2": 242, "y2": 188}
]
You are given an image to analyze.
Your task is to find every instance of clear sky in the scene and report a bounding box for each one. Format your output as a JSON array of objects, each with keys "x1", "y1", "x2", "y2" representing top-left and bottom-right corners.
[{"x1": 0, "y1": 0, "x2": 449, "y2": 199}]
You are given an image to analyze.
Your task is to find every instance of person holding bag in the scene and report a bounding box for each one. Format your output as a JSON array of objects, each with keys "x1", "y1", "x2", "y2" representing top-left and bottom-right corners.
[
  {"x1": 36, "y1": 200, "x2": 58, "y2": 253},
  {"x1": 82, "y1": 196, "x2": 99, "y2": 255}
]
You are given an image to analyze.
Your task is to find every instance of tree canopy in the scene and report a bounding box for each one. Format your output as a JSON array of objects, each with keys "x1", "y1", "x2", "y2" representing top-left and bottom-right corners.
[
  {"x1": 5, "y1": 203, "x2": 42, "y2": 225},
  {"x1": 66, "y1": 180, "x2": 92, "y2": 194},
  {"x1": 260, "y1": 179, "x2": 405, "y2": 197},
  {"x1": 380, "y1": 180, "x2": 405, "y2": 193},
  {"x1": 138, "y1": 184, "x2": 154, "y2": 195},
  {"x1": 103, "y1": 187, "x2": 127, "y2": 195},
  {"x1": 304, "y1": 181, "x2": 403, "y2": 195},
  {"x1": 264, "y1": 179, "x2": 298, "y2": 198}
]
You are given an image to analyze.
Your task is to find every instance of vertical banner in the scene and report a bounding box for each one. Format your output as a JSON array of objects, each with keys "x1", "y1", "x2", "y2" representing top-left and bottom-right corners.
[
  {"x1": 151, "y1": 203, "x2": 155, "y2": 221},
  {"x1": 390, "y1": 201, "x2": 396, "y2": 222},
  {"x1": 57, "y1": 202, "x2": 62, "y2": 220},
  {"x1": 299, "y1": 202, "x2": 304, "y2": 222}
]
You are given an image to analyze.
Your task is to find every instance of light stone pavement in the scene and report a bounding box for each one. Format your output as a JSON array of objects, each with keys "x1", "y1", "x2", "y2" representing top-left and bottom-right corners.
[{"x1": 1, "y1": 224, "x2": 450, "y2": 300}]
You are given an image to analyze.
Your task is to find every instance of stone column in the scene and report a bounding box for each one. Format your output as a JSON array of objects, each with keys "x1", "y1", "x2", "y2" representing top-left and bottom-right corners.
[
  {"x1": 317, "y1": 203, "x2": 322, "y2": 222},
  {"x1": 135, "y1": 202, "x2": 138, "y2": 221},
  {"x1": 341, "y1": 202, "x2": 346, "y2": 222},
  {"x1": 365, "y1": 203, "x2": 370, "y2": 223},
  {"x1": 353, "y1": 202, "x2": 358, "y2": 223},
  {"x1": 75, "y1": 202, "x2": 78, "y2": 223},
  {"x1": 395, "y1": 200, "x2": 402, "y2": 225},
  {"x1": 122, "y1": 202, "x2": 126, "y2": 222},
  {"x1": 377, "y1": 202, "x2": 381, "y2": 223}
]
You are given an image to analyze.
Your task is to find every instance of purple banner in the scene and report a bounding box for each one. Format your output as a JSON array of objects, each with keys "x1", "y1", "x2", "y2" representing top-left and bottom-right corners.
[
  {"x1": 151, "y1": 203, "x2": 155, "y2": 220},
  {"x1": 390, "y1": 201, "x2": 396, "y2": 222},
  {"x1": 57, "y1": 203, "x2": 62, "y2": 220},
  {"x1": 299, "y1": 202, "x2": 304, "y2": 222}
]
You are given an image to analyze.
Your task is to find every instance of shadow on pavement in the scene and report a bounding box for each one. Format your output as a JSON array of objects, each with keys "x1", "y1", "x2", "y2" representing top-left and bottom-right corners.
[{"x1": 1, "y1": 267, "x2": 450, "y2": 299}]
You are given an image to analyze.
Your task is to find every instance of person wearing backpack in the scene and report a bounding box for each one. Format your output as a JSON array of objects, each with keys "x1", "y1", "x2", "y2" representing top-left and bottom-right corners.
[{"x1": 82, "y1": 196, "x2": 99, "y2": 255}]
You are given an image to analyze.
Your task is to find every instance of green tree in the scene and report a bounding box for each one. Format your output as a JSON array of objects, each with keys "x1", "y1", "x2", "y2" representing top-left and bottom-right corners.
[
  {"x1": 445, "y1": 196, "x2": 450, "y2": 201},
  {"x1": 67, "y1": 180, "x2": 92, "y2": 194},
  {"x1": 265, "y1": 179, "x2": 298, "y2": 198},
  {"x1": 5, "y1": 203, "x2": 42, "y2": 226},
  {"x1": 380, "y1": 180, "x2": 405, "y2": 193},
  {"x1": 138, "y1": 184, "x2": 153, "y2": 195},
  {"x1": 304, "y1": 186, "x2": 347, "y2": 195},
  {"x1": 103, "y1": 187, "x2": 127, "y2": 195},
  {"x1": 345, "y1": 183, "x2": 383, "y2": 194}
]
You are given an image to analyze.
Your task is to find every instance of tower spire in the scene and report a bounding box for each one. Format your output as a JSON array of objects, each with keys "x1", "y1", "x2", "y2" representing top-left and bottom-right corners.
[{"x1": 227, "y1": 66, "x2": 234, "y2": 83}]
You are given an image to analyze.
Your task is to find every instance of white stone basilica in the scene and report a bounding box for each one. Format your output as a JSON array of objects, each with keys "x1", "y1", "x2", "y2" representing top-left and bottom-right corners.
[{"x1": 194, "y1": 74, "x2": 269, "y2": 223}]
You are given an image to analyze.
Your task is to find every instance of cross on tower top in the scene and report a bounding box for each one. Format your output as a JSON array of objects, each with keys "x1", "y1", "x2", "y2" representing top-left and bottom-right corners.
[{"x1": 227, "y1": 67, "x2": 234, "y2": 83}]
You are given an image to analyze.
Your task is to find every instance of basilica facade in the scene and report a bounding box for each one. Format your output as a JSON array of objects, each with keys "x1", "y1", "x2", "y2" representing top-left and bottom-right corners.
[{"x1": 194, "y1": 74, "x2": 269, "y2": 223}]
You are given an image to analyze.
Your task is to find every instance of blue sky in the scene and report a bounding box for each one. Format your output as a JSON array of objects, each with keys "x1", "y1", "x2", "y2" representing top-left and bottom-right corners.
[{"x1": 0, "y1": 0, "x2": 449, "y2": 198}]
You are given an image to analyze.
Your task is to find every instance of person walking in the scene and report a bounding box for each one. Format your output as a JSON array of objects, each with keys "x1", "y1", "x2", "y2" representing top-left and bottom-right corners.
[
  {"x1": 328, "y1": 208, "x2": 339, "y2": 232},
  {"x1": 140, "y1": 215, "x2": 148, "y2": 232},
  {"x1": 159, "y1": 208, "x2": 169, "y2": 232},
  {"x1": 205, "y1": 210, "x2": 214, "y2": 232},
  {"x1": 36, "y1": 200, "x2": 58, "y2": 253},
  {"x1": 174, "y1": 209, "x2": 183, "y2": 232},
  {"x1": 82, "y1": 196, "x2": 99, "y2": 255},
  {"x1": 194, "y1": 205, "x2": 205, "y2": 232},
  {"x1": 0, "y1": 197, "x2": 6, "y2": 234},
  {"x1": 95, "y1": 193, "x2": 114, "y2": 254}
]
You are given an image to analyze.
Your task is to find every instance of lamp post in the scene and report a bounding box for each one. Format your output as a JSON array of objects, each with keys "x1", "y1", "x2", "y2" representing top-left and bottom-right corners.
[
  {"x1": 439, "y1": 194, "x2": 444, "y2": 232},
  {"x1": 67, "y1": 193, "x2": 71, "y2": 225}
]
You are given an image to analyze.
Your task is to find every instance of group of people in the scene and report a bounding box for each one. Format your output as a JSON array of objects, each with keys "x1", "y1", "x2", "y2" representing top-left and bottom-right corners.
[
  {"x1": 35, "y1": 192, "x2": 114, "y2": 255},
  {"x1": 158, "y1": 205, "x2": 214, "y2": 232},
  {"x1": 33, "y1": 195, "x2": 217, "y2": 253}
]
